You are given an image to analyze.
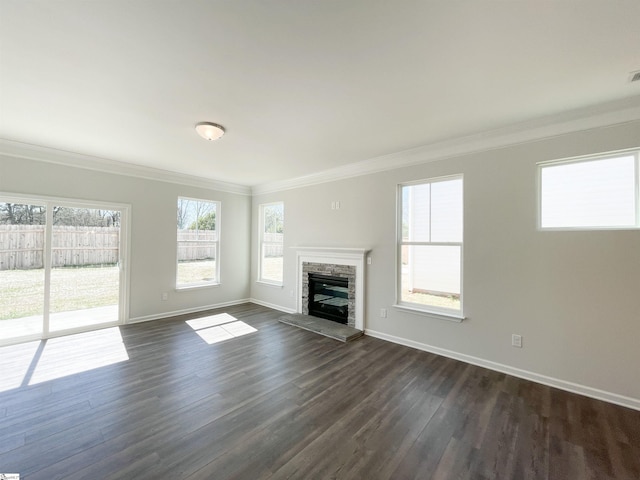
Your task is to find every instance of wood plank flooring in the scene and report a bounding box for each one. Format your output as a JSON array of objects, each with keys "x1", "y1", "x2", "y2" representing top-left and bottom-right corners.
[{"x1": 0, "y1": 303, "x2": 638, "y2": 479}]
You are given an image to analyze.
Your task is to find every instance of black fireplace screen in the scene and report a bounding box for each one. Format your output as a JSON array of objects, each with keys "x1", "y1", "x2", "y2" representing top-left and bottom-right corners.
[{"x1": 308, "y1": 273, "x2": 349, "y2": 324}]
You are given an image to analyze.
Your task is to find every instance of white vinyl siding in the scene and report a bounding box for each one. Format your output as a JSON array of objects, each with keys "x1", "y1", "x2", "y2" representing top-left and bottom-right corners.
[{"x1": 539, "y1": 149, "x2": 640, "y2": 230}]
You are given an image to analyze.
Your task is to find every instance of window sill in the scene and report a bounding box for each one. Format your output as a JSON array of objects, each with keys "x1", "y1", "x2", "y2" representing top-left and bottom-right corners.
[
  {"x1": 176, "y1": 282, "x2": 220, "y2": 291},
  {"x1": 393, "y1": 304, "x2": 465, "y2": 323},
  {"x1": 256, "y1": 280, "x2": 284, "y2": 288}
]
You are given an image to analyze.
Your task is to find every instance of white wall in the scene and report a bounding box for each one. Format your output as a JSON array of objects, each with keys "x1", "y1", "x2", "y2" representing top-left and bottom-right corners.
[
  {"x1": 251, "y1": 120, "x2": 640, "y2": 406},
  {"x1": 0, "y1": 155, "x2": 251, "y2": 321},
  {"x1": 2, "y1": 121, "x2": 638, "y2": 408}
]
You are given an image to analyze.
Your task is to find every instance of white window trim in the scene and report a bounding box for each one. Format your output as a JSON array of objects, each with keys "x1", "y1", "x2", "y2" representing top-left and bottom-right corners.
[
  {"x1": 176, "y1": 196, "x2": 221, "y2": 289},
  {"x1": 396, "y1": 174, "x2": 464, "y2": 319},
  {"x1": 392, "y1": 303, "x2": 464, "y2": 322},
  {"x1": 258, "y1": 201, "x2": 284, "y2": 286},
  {"x1": 537, "y1": 147, "x2": 640, "y2": 231}
]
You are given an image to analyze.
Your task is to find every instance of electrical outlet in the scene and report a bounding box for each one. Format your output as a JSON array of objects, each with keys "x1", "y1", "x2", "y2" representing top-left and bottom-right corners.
[
  {"x1": 380, "y1": 308, "x2": 387, "y2": 318},
  {"x1": 161, "y1": 292, "x2": 168, "y2": 301},
  {"x1": 367, "y1": 257, "x2": 372, "y2": 265},
  {"x1": 511, "y1": 334, "x2": 522, "y2": 348}
]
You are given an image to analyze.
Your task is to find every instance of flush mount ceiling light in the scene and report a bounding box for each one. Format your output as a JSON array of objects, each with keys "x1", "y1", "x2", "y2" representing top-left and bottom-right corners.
[{"x1": 195, "y1": 122, "x2": 225, "y2": 141}]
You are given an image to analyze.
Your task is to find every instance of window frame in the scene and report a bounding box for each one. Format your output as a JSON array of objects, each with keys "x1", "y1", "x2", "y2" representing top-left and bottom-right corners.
[
  {"x1": 258, "y1": 201, "x2": 284, "y2": 287},
  {"x1": 395, "y1": 174, "x2": 464, "y2": 321},
  {"x1": 537, "y1": 148, "x2": 640, "y2": 231},
  {"x1": 176, "y1": 196, "x2": 221, "y2": 289}
]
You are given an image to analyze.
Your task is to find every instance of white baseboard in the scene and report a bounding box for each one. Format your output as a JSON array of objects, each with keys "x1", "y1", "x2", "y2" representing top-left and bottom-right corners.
[
  {"x1": 365, "y1": 329, "x2": 640, "y2": 412},
  {"x1": 249, "y1": 298, "x2": 296, "y2": 314},
  {"x1": 128, "y1": 298, "x2": 251, "y2": 324}
]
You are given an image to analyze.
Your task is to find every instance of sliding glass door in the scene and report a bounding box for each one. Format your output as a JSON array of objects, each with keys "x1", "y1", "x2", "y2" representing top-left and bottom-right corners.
[{"x1": 0, "y1": 196, "x2": 128, "y2": 344}]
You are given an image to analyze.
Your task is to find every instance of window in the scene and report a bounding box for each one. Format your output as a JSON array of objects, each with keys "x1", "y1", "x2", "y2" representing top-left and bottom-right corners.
[
  {"x1": 259, "y1": 202, "x2": 284, "y2": 285},
  {"x1": 176, "y1": 197, "x2": 220, "y2": 288},
  {"x1": 397, "y1": 175, "x2": 463, "y2": 318},
  {"x1": 539, "y1": 149, "x2": 639, "y2": 229}
]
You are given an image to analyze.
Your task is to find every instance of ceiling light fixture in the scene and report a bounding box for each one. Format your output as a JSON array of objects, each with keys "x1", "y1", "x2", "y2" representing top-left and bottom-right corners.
[{"x1": 195, "y1": 122, "x2": 225, "y2": 141}]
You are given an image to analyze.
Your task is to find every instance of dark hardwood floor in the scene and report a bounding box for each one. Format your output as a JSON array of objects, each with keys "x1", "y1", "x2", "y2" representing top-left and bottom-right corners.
[{"x1": 0, "y1": 303, "x2": 639, "y2": 479}]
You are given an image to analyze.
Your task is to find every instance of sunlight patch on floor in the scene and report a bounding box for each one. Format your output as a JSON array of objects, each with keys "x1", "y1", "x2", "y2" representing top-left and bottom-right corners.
[
  {"x1": 0, "y1": 341, "x2": 41, "y2": 391},
  {"x1": 186, "y1": 313, "x2": 257, "y2": 345},
  {"x1": 0, "y1": 327, "x2": 129, "y2": 392}
]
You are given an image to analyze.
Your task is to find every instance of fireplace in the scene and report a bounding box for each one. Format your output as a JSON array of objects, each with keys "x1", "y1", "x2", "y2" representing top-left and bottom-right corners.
[
  {"x1": 295, "y1": 247, "x2": 368, "y2": 330},
  {"x1": 308, "y1": 273, "x2": 349, "y2": 324}
]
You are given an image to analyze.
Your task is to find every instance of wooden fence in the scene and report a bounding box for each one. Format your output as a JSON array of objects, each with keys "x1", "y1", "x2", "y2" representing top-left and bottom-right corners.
[
  {"x1": 263, "y1": 233, "x2": 284, "y2": 258},
  {"x1": 176, "y1": 230, "x2": 218, "y2": 262},
  {"x1": 1, "y1": 226, "x2": 262, "y2": 270},
  {"x1": 0, "y1": 225, "x2": 120, "y2": 270}
]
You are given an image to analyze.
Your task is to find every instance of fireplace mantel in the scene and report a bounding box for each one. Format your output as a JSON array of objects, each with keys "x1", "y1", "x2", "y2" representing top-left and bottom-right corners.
[
  {"x1": 293, "y1": 247, "x2": 369, "y2": 330},
  {"x1": 293, "y1": 247, "x2": 368, "y2": 256}
]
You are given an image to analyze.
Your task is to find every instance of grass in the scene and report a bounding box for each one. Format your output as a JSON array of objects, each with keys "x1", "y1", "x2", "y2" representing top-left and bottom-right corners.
[
  {"x1": 0, "y1": 266, "x2": 119, "y2": 320},
  {"x1": 261, "y1": 256, "x2": 283, "y2": 282},
  {"x1": 401, "y1": 268, "x2": 460, "y2": 310},
  {"x1": 1, "y1": 262, "x2": 215, "y2": 320},
  {"x1": 177, "y1": 260, "x2": 217, "y2": 285},
  {"x1": 401, "y1": 289, "x2": 461, "y2": 310}
]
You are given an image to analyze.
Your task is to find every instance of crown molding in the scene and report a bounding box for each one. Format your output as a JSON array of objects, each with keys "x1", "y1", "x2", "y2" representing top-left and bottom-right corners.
[
  {"x1": 3, "y1": 96, "x2": 640, "y2": 198},
  {"x1": 0, "y1": 139, "x2": 252, "y2": 196},
  {"x1": 252, "y1": 96, "x2": 640, "y2": 195}
]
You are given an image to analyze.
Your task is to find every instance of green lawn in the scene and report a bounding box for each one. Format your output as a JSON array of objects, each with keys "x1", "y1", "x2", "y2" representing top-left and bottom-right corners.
[
  {"x1": 2, "y1": 262, "x2": 220, "y2": 320},
  {"x1": 0, "y1": 266, "x2": 119, "y2": 320},
  {"x1": 177, "y1": 260, "x2": 217, "y2": 285}
]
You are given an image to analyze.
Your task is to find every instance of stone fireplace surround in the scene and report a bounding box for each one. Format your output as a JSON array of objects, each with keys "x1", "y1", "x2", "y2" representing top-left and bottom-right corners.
[
  {"x1": 294, "y1": 247, "x2": 368, "y2": 331},
  {"x1": 303, "y1": 263, "x2": 356, "y2": 326}
]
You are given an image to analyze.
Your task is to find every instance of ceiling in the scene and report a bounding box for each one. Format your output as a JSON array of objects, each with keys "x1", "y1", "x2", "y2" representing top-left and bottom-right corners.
[{"x1": 1, "y1": 1, "x2": 639, "y2": 188}]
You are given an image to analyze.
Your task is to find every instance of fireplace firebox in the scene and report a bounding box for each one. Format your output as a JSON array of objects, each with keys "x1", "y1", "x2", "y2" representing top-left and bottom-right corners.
[{"x1": 308, "y1": 273, "x2": 349, "y2": 324}]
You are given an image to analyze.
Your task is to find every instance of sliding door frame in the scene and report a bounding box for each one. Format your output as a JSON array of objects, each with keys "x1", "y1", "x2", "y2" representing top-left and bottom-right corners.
[{"x1": 0, "y1": 192, "x2": 131, "y2": 345}]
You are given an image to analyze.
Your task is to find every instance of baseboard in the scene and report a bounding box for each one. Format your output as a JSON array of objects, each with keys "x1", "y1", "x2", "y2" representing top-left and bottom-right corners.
[
  {"x1": 128, "y1": 298, "x2": 251, "y2": 324},
  {"x1": 364, "y1": 329, "x2": 640, "y2": 412},
  {"x1": 249, "y1": 298, "x2": 296, "y2": 314}
]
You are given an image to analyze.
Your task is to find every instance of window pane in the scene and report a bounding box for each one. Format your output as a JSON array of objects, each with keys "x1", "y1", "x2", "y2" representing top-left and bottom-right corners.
[
  {"x1": 431, "y1": 178, "x2": 463, "y2": 242},
  {"x1": 49, "y1": 207, "x2": 120, "y2": 332},
  {"x1": 402, "y1": 183, "x2": 430, "y2": 242},
  {"x1": 261, "y1": 244, "x2": 283, "y2": 282},
  {"x1": 263, "y1": 204, "x2": 283, "y2": 235},
  {"x1": 0, "y1": 202, "x2": 45, "y2": 340},
  {"x1": 541, "y1": 156, "x2": 636, "y2": 228},
  {"x1": 260, "y1": 203, "x2": 284, "y2": 283},
  {"x1": 401, "y1": 245, "x2": 461, "y2": 310},
  {"x1": 177, "y1": 198, "x2": 218, "y2": 285}
]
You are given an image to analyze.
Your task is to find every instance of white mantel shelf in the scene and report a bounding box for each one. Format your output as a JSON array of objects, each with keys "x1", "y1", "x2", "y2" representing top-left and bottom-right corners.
[
  {"x1": 294, "y1": 247, "x2": 369, "y2": 331},
  {"x1": 292, "y1": 247, "x2": 369, "y2": 256}
]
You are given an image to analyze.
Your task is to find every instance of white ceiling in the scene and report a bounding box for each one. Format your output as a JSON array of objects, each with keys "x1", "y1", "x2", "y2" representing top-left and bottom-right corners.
[{"x1": 1, "y1": 1, "x2": 640, "y2": 188}]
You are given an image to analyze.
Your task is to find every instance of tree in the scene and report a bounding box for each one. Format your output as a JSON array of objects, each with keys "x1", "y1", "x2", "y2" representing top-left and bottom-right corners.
[
  {"x1": 0, "y1": 203, "x2": 46, "y2": 225},
  {"x1": 177, "y1": 199, "x2": 190, "y2": 229},
  {"x1": 190, "y1": 211, "x2": 215, "y2": 231},
  {"x1": 264, "y1": 205, "x2": 284, "y2": 234},
  {"x1": 0, "y1": 203, "x2": 120, "y2": 226},
  {"x1": 52, "y1": 207, "x2": 120, "y2": 226}
]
